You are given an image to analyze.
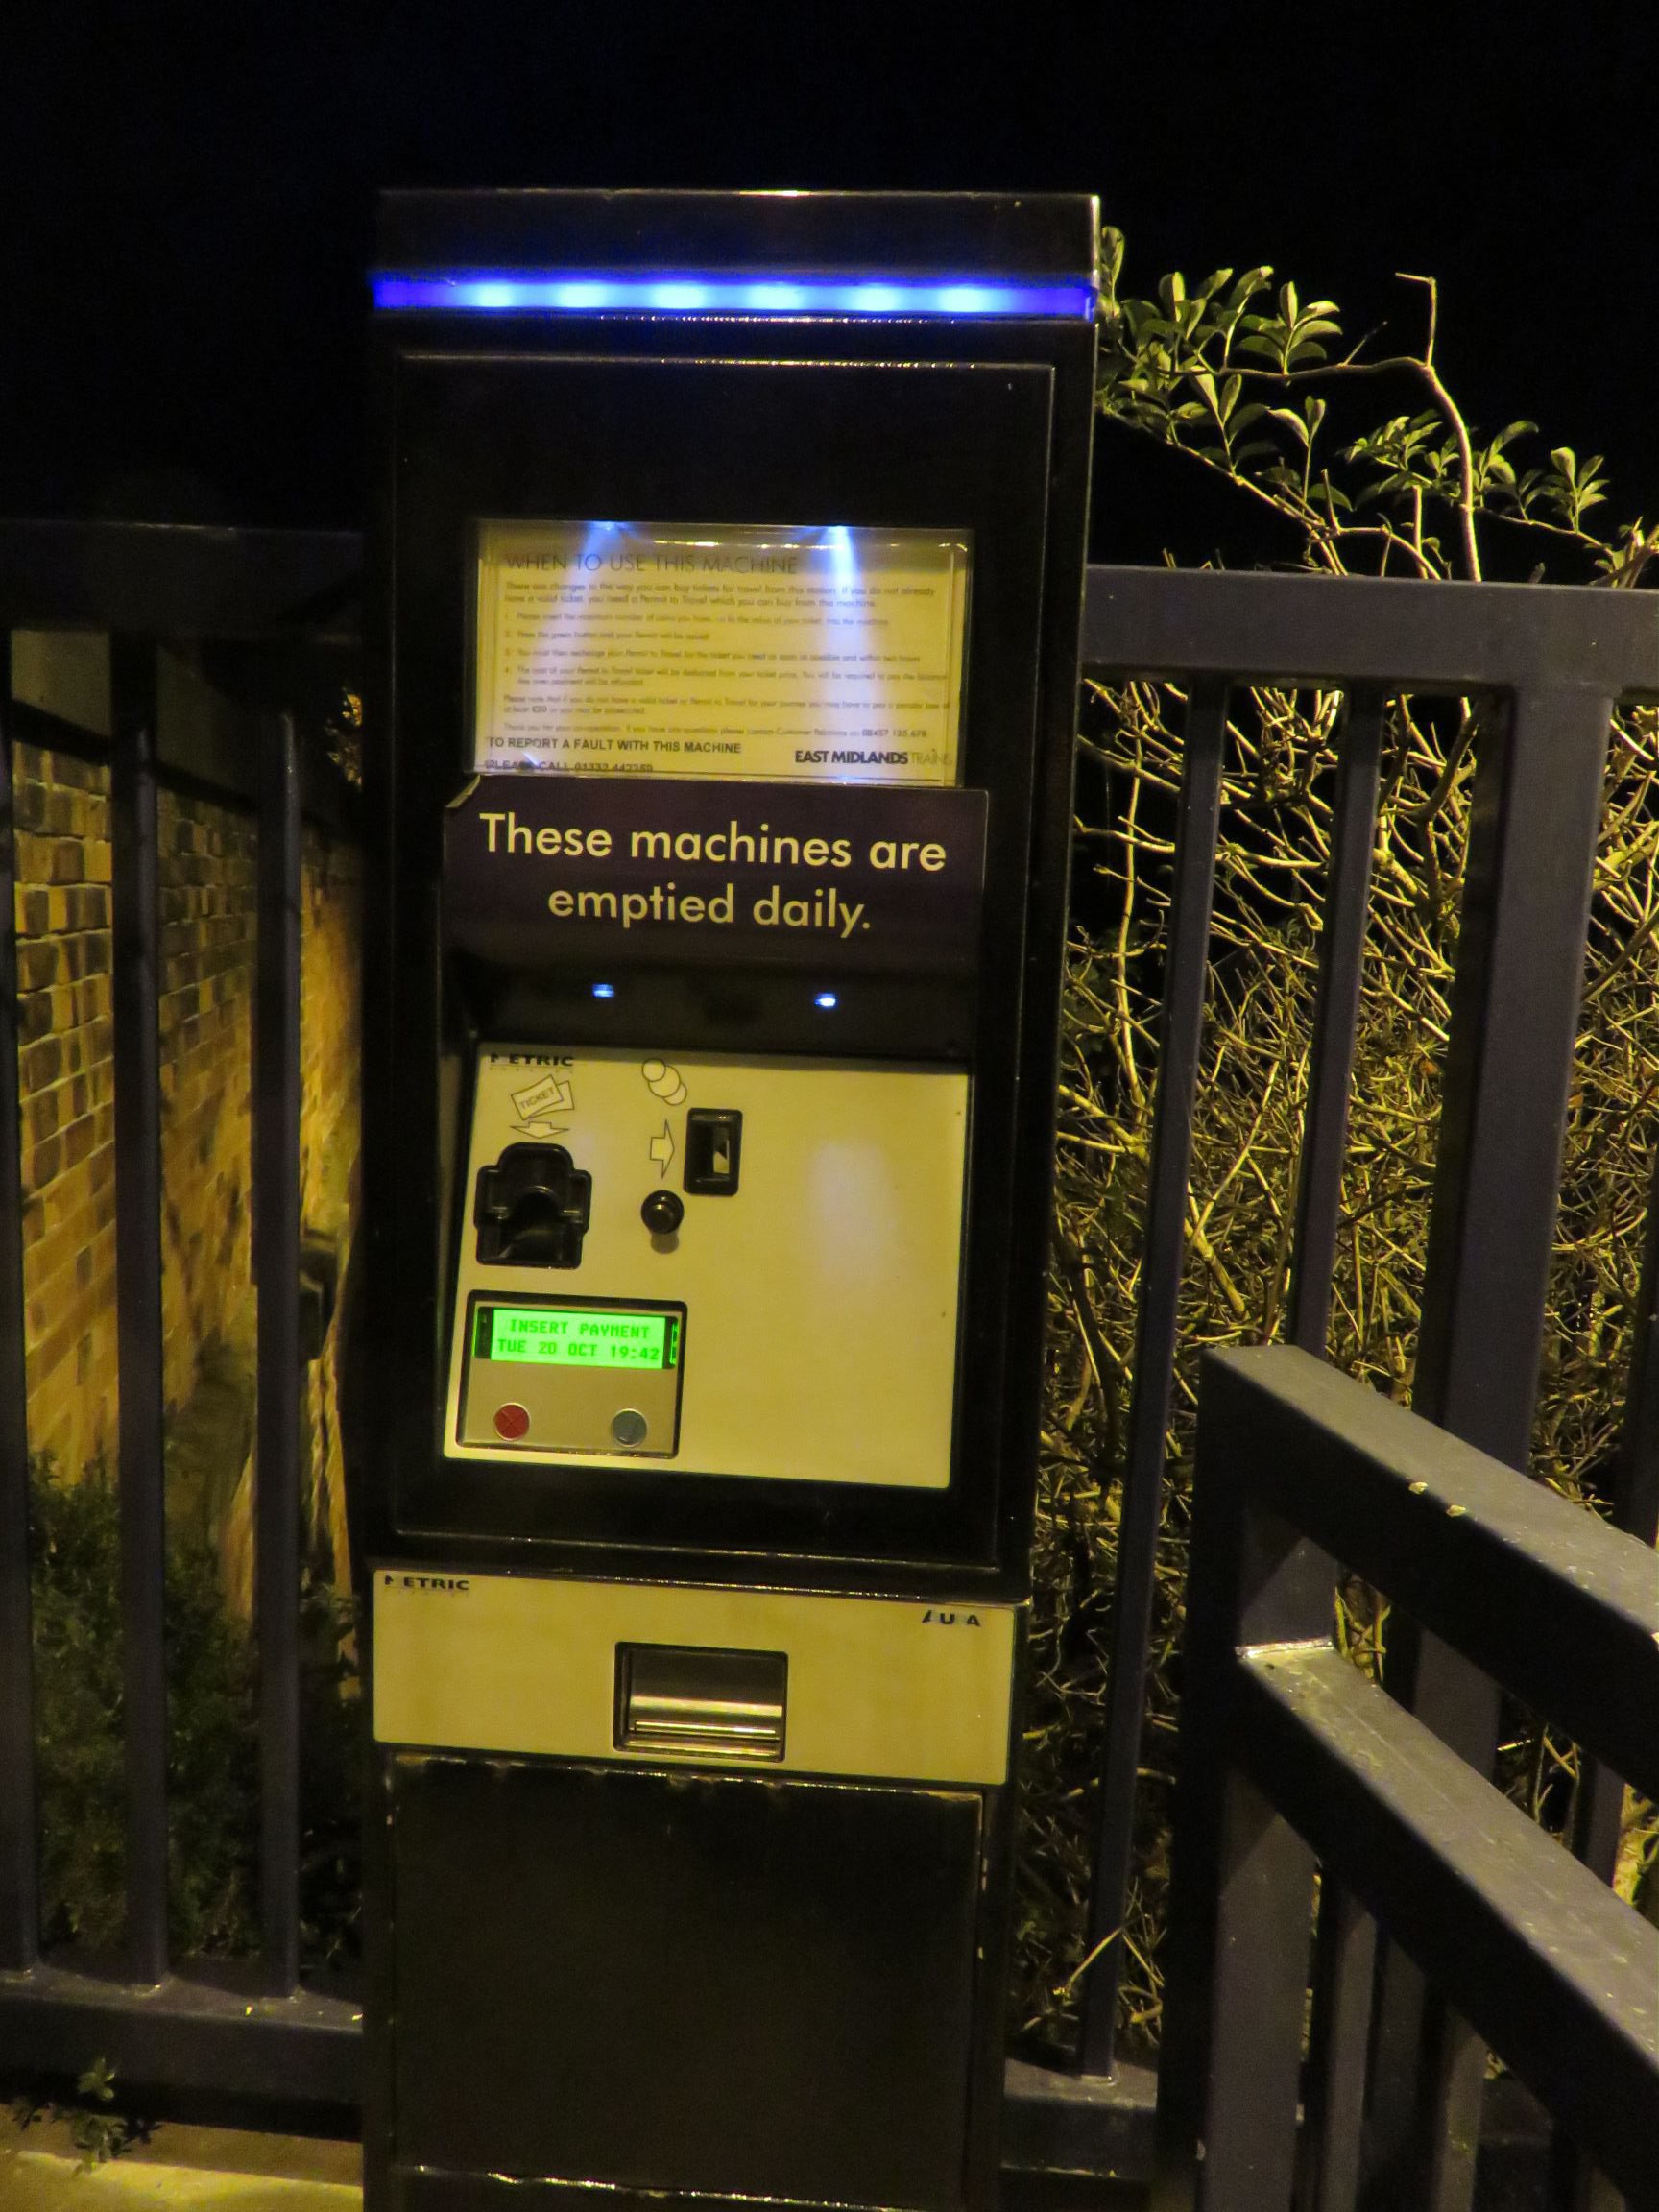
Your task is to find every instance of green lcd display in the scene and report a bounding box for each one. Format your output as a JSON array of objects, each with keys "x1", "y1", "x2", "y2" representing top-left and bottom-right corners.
[{"x1": 483, "y1": 1306, "x2": 675, "y2": 1370}]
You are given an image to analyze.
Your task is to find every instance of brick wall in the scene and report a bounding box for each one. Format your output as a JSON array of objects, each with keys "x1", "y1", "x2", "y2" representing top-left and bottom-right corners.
[
  {"x1": 12, "y1": 735, "x2": 360, "y2": 1597},
  {"x1": 157, "y1": 784, "x2": 257, "y2": 1420},
  {"x1": 14, "y1": 743, "x2": 116, "y2": 1480}
]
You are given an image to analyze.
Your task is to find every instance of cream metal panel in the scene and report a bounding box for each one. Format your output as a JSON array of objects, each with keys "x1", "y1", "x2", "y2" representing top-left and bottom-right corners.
[
  {"x1": 444, "y1": 1046, "x2": 968, "y2": 1487},
  {"x1": 373, "y1": 1570, "x2": 1016, "y2": 1785}
]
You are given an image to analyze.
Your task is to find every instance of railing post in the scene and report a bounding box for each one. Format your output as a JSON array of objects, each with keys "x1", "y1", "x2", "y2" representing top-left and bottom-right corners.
[
  {"x1": 1365, "y1": 682, "x2": 1615, "y2": 2212},
  {"x1": 110, "y1": 635, "x2": 169, "y2": 1986},
  {"x1": 1287, "y1": 686, "x2": 1385, "y2": 1357},
  {"x1": 1152, "y1": 1357, "x2": 1334, "y2": 2211},
  {"x1": 0, "y1": 639, "x2": 40, "y2": 1972},
  {"x1": 1299, "y1": 1882, "x2": 1377, "y2": 2212},
  {"x1": 1286, "y1": 687, "x2": 1385, "y2": 2212},
  {"x1": 1551, "y1": 1131, "x2": 1659, "y2": 2211},
  {"x1": 1080, "y1": 680, "x2": 1227, "y2": 2074},
  {"x1": 255, "y1": 712, "x2": 302, "y2": 1996}
]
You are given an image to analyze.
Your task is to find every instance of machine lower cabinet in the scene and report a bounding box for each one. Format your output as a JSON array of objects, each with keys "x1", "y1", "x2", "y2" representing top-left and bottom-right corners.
[{"x1": 380, "y1": 1754, "x2": 988, "y2": 2210}]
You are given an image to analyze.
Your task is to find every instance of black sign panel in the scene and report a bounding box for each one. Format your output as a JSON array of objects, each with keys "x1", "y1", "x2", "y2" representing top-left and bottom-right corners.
[{"x1": 445, "y1": 775, "x2": 988, "y2": 974}]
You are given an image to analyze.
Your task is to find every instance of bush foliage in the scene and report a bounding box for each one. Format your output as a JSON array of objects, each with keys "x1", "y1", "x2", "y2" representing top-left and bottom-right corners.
[
  {"x1": 29, "y1": 1453, "x2": 360, "y2": 1968},
  {"x1": 1013, "y1": 235, "x2": 1659, "y2": 2058}
]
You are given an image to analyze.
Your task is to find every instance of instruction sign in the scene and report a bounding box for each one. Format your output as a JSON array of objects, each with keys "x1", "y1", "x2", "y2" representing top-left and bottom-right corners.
[{"x1": 472, "y1": 520, "x2": 969, "y2": 785}]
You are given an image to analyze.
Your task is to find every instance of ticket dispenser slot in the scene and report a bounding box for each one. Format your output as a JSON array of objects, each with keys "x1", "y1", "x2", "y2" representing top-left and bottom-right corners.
[{"x1": 615, "y1": 1644, "x2": 786, "y2": 1761}]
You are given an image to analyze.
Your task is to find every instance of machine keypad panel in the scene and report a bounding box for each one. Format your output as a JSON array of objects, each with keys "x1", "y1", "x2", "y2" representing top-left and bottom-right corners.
[{"x1": 444, "y1": 1046, "x2": 968, "y2": 1486}]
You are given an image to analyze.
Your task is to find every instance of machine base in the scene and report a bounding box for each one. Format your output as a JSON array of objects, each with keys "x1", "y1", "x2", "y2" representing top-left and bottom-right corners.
[{"x1": 374, "y1": 1751, "x2": 997, "y2": 2212}]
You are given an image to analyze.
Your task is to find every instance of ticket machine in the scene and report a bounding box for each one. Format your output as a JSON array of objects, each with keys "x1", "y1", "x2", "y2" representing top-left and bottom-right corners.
[{"x1": 360, "y1": 190, "x2": 1097, "y2": 2212}]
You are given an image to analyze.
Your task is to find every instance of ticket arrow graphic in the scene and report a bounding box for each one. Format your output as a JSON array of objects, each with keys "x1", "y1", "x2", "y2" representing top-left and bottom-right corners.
[{"x1": 648, "y1": 1121, "x2": 675, "y2": 1177}]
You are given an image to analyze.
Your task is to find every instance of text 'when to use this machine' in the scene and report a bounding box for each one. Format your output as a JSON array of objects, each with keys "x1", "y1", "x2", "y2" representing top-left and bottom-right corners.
[{"x1": 358, "y1": 187, "x2": 1098, "y2": 2212}]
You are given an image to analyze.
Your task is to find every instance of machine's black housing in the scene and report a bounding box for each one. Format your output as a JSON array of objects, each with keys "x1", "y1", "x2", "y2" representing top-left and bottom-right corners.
[
  {"x1": 362, "y1": 192, "x2": 1096, "y2": 1602},
  {"x1": 360, "y1": 190, "x2": 1096, "y2": 2212}
]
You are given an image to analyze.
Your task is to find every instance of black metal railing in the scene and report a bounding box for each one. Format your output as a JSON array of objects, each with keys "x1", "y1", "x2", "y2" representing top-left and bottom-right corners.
[
  {"x1": 0, "y1": 521, "x2": 362, "y2": 2104},
  {"x1": 4, "y1": 541, "x2": 1658, "y2": 2197},
  {"x1": 1154, "y1": 1344, "x2": 1659, "y2": 2211},
  {"x1": 1045, "y1": 565, "x2": 1659, "y2": 2206}
]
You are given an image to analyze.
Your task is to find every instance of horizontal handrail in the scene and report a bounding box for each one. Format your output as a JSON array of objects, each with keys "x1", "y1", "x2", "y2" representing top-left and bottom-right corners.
[
  {"x1": 1238, "y1": 1643, "x2": 1659, "y2": 2204},
  {"x1": 1081, "y1": 564, "x2": 1659, "y2": 695},
  {"x1": 1206, "y1": 1346, "x2": 1659, "y2": 1803},
  {"x1": 1163, "y1": 1343, "x2": 1659, "y2": 2208}
]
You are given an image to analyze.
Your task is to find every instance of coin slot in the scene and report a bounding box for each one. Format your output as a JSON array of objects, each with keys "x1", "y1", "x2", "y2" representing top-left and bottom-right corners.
[
  {"x1": 614, "y1": 1643, "x2": 785, "y2": 1762},
  {"x1": 684, "y1": 1109, "x2": 742, "y2": 1195}
]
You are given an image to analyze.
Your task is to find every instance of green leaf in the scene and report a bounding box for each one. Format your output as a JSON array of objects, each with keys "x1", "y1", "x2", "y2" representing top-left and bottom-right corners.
[{"x1": 77, "y1": 2059, "x2": 117, "y2": 2104}]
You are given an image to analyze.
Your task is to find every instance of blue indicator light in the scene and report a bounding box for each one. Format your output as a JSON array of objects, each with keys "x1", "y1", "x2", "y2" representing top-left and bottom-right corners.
[
  {"x1": 591, "y1": 983, "x2": 616, "y2": 999},
  {"x1": 557, "y1": 280, "x2": 612, "y2": 310},
  {"x1": 745, "y1": 281, "x2": 806, "y2": 311},
  {"x1": 937, "y1": 284, "x2": 996, "y2": 314},
  {"x1": 372, "y1": 272, "x2": 1095, "y2": 320},
  {"x1": 813, "y1": 991, "x2": 839, "y2": 1010}
]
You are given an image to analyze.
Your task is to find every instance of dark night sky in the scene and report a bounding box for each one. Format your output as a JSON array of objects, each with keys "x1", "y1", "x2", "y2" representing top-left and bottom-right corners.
[{"x1": 3, "y1": 7, "x2": 1654, "y2": 570}]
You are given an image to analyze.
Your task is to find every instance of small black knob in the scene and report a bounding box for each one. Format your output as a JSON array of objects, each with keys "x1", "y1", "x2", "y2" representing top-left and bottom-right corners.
[{"x1": 641, "y1": 1190, "x2": 685, "y2": 1236}]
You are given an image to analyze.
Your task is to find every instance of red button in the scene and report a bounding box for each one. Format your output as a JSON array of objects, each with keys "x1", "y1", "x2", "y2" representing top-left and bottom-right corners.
[{"x1": 493, "y1": 1403, "x2": 530, "y2": 1440}]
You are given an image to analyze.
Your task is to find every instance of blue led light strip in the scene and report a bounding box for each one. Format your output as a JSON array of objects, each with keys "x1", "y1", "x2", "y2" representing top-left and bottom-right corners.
[{"x1": 372, "y1": 271, "x2": 1095, "y2": 319}]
